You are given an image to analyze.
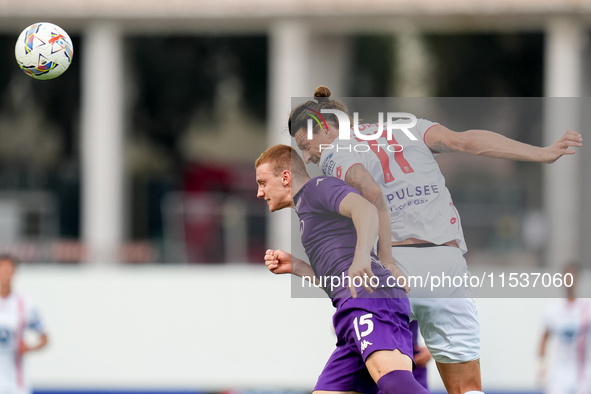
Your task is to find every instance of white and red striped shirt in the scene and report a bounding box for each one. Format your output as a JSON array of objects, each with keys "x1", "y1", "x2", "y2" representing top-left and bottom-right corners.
[
  {"x1": 0, "y1": 293, "x2": 45, "y2": 394},
  {"x1": 319, "y1": 119, "x2": 467, "y2": 253}
]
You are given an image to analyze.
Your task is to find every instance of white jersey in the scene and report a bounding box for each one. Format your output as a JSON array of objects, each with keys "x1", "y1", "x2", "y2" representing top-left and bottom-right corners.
[
  {"x1": 0, "y1": 293, "x2": 45, "y2": 394},
  {"x1": 319, "y1": 119, "x2": 467, "y2": 253},
  {"x1": 544, "y1": 299, "x2": 591, "y2": 393}
]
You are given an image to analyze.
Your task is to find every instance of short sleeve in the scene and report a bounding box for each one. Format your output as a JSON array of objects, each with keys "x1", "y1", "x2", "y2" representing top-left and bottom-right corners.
[
  {"x1": 543, "y1": 302, "x2": 557, "y2": 331},
  {"x1": 309, "y1": 177, "x2": 360, "y2": 215},
  {"x1": 26, "y1": 300, "x2": 45, "y2": 334},
  {"x1": 414, "y1": 118, "x2": 439, "y2": 142}
]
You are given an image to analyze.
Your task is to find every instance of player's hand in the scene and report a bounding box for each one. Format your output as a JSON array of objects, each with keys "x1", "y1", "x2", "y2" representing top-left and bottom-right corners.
[
  {"x1": 348, "y1": 255, "x2": 376, "y2": 298},
  {"x1": 18, "y1": 341, "x2": 30, "y2": 354},
  {"x1": 264, "y1": 249, "x2": 292, "y2": 275},
  {"x1": 383, "y1": 260, "x2": 410, "y2": 293},
  {"x1": 543, "y1": 130, "x2": 583, "y2": 164},
  {"x1": 413, "y1": 345, "x2": 432, "y2": 367}
]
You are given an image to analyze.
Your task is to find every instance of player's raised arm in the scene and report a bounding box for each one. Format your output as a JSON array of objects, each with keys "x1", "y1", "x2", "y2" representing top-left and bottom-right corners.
[
  {"x1": 338, "y1": 191, "x2": 379, "y2": 298},
  {"x1": 425, "y1": 125, "x2": 583, "y2": 163},
  {"x1": 345, "y1": 164, "x2": 396, "y2": 268}
]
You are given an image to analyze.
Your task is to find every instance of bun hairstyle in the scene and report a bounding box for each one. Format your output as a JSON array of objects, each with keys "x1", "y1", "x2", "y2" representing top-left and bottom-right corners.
[
  {"x1": 314, "y1": 85, "x2": 331, "y2": 101},
  {"x1": 288, "y1": 85, "x2": 350, "y2": 136}
]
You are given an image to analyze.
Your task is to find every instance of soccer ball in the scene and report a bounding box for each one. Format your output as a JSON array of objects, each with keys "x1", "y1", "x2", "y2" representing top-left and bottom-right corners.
[{"x1": 14, "y1": 22, "x2": 74, "y2": 80}]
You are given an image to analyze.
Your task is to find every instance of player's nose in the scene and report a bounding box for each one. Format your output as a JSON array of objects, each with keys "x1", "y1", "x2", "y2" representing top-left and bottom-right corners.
[
  {"x1": 257, "y1": 187, "x2": 264, "y2": 198},
  {"x1": 303, "y1": 151, "x2": 312, "y2": 164}
]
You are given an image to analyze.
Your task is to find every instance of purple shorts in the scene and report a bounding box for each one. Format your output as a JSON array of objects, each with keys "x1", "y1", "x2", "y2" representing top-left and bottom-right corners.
[
  {"x1": 410, "y1": 320, "x2": 429, "y2": 389},
  {"x1": 314, "y1": 289, "x2": 413, "y2": 393}
]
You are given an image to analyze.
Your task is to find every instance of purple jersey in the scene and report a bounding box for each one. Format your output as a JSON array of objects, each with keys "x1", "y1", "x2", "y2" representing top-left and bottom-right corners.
[{"x1": 294, "y1": 176, "x2": 399, "y2": 303}]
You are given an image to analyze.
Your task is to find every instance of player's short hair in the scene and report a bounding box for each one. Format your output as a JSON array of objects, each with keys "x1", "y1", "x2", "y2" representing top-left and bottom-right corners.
[
  {"x1": 0, "y1": 254, "x2": 18, "y2": 267},
  {"x1": 255, "y1": 144, "x2": 308, "y2": 179},
  {"x1": 288, "y1": 85, "x2": 352, "y2": 136}
]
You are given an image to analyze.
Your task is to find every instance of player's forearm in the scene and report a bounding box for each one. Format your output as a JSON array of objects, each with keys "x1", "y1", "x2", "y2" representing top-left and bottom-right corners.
[
  {"x1": 539, "y1": 331, "x2": 549, "y2": 358},
  {"x1": 376, "y1": 200, "x2": 393, "y2": 261},
  {"x1": 460, "y1": 129, "x2": 548, "y2": 162},
  {"x1": 351, "y1": 204, "x2": 380, "y2": 256},
  {"x1": 291, "y1": 255, "x2": 320, "y2": 284},
  {"x1": 24, "y1": 335, "x2": 48, "y2": 353},
  {"x1": 34, "y1": 335, "x2": 48, "y2": 351},
  {"x1": 346, "y1": 168, "x2": 391, "y2": 258}
]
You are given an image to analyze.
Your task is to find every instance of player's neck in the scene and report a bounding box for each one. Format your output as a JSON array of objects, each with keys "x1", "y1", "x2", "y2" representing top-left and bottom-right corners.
[{"x1": 291, "y1": 176, "x2": 311, "y2": 198}]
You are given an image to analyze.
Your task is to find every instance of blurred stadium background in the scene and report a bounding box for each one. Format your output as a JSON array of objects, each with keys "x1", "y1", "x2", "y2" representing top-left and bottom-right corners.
[{"x1": 0, "y1": 0, "x2": 589, "y2": 393}]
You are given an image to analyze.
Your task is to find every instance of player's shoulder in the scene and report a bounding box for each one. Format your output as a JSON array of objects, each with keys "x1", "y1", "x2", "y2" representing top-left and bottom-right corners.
[
  {"x1": 575, "y1": 298, "x2": 591, "y2": 312},
  {"x1": 12, "y1": 293, "x2": 38, "y2": 309},
  {"x1": 310, "y1": 175, "x2": 347, "y2": 188},
  {"x1": 417, "y1": 117, "x2": 437, "y2": 124},
  {"x1": 301, "y1": 176, "x2": 350, "y2": 200}
]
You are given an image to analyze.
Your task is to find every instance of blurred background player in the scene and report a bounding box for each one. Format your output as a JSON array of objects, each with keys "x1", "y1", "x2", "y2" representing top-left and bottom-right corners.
[
  {"x1": 0, "y1": 254, "x2": 48, "y2": 394},
  {"x1": 256, "y1": 144, "x2": 429, "y2": 394},
  {"x1": 539, "y1": 262, "x2": 591, "y2": 394},
  {"x1": 289, "y1": 86, "x2": 583, "y2": 394}
]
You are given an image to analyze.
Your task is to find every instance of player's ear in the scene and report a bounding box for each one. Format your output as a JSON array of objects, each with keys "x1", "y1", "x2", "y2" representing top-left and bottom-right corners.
[{"x1": 282, "y1": 170, "x2": 291, "y2": 186}]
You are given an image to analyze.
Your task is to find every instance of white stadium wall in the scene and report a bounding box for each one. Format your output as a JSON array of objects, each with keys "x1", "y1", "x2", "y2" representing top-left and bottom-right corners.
[{"x1": 15, "y1": 264, "x2": 561, "y2": 393}]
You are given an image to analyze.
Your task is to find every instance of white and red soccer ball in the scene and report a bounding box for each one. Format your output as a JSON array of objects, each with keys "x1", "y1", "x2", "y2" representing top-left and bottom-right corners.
[{"x1": 15, "y1": 22, "x2": 74, "y2": 80}]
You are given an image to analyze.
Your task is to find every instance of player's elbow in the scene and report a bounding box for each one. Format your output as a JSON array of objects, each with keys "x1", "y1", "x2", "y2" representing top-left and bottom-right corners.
[
  {"x1": 366, "y1": 202, "x2": 379, "y2": 217},
  {"x1": 451, "y1": 131, "x2": 473, "y2": 153},
  {"x1": 352, "y1": 199, "x2": 378, "y2": 218},
  {"x1": 456, "y1": 130, "x2": 487, "y2": 155},
  {"x1": 355, "y1": 202, "x2": 379, "y2": 229},
  {"x1": 360, "y1": 182, "x2": 384, "y2": 208}
]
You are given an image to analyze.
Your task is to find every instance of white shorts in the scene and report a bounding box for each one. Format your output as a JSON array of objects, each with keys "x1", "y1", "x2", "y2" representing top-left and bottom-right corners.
[{"x1": 391, "y1": 245, "x2": 481, "y2": 363}]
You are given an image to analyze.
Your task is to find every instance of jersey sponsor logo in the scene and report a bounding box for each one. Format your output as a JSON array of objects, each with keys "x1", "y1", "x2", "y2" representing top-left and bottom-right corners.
[
  {"x1": 385, "y1": 184, "x2": 440, "y2": 204},
  {"x1": 0, "y1": 327, "x2": 11, "y2": 345},
  {"x1": 450, "y1": 217, "x2": 457, "y2": 225},
  {"x1": 561, "y1": 328, "x2": 576, "y2": 342},
  {"x1": 326, "y1": 161, "x2": 335, "y2": 175},
  {"x1": 316, "y1": 178, "x2": 325, "y2": 186},
  {"x1": 360, "y1": 340, "x2": 373, "y2": 353},
  {"x1": 389, "y1": 200, "x2": 429, "y2": 212},
  {"x1": 322, "y1": 154, "x2": 334, "y2": 175},
  {"x1": 336, "y1": 166, "x2": 342, "y2": 179}
]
